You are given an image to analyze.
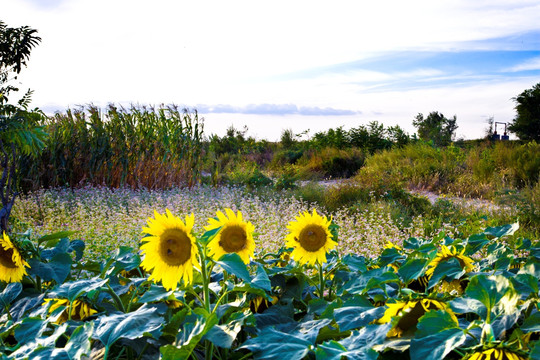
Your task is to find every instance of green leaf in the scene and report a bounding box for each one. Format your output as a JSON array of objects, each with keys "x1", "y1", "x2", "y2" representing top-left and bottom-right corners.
[
  {"x1": 398, "y1": 258, "x2": 428, "y2": 285},
  {"x1": 341, "y1": 267, "x2": 399, "y2": 295},
  {"x1": 199, "y1": 226, "x2": 222, "y2": 246},
  {"x1": 68, "y1": 240, "x2": 85, "y2": 261},
  {"x1": 27, "y1": 252, "x2": 72, "y2": 284},
  {"x1": 65, "y1": 321, "x2": 94, "y2": 360},
  {"x1": 137, "y1": 283, "x2": 184, "y2": 304},
  {"x1": 215, "y1": 253, "x2": 251, "y2": 283},
  {"x1": 410, "y1": 310, "x2": 466, "y2": 360},
  {"x1": 316, "y1": 324, "x2": 390, "y2": 360},
  {"x1": 334, "y1": 306, "x2": 386, "y2": 332},
  {"x1": 428, "y1": 257, "x2": 466, "y2": 289},
  {"x1": 511, "y1": 274, "x2": 539, "y2": 298},
  {"x1": 464, "y1": 274, "x2": 520, "y2": 322},
  {"x1": 465, "y1": 233, "x2": 490, "y2": 255},
  {"x1": 14, "y1": 317, "x2": 48, "y2": 344},
  {"x1": 0, "y1": 282, "x2": 22, "y2": 309},
  {"x1": 38, "y1": 231, "x2": 76, "y2": 246},
  {"x1": 240, "y1": 327, "x2": 312, "y2": 360},
  {"x1": 93, "y1": 305, "x2": 164, "y2": 349},
  {"x1": 252, "y1": 263, "x2": 271, "y2": 291},
  {"x1": 484, "y1": 223, "x2": 519, "y2": 239},
  {"x1": 49, "y1": 278, "x2": 108, "y2": 302},
  {"x1": 342, "y1": 254, "x2": 367, "y2": 273},
  {"x1": 173, "y1": 309, "x2": 218, "y2": 357},
  {"x1": 160, "y1": 345, "x2": 191, "y2": 360},
  {"x1": 203, "y1": 309, "x2": 251, "y2": 348},
  {"x1": 521, "y1": 311, "x2": 540, "y2": 333}
]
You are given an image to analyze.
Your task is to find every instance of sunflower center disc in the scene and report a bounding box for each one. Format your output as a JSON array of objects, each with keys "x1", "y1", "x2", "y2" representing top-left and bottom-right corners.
[
  {"x1": 298, "y1": 224, "x2": 327, "y2": 252},
  {"x1": 219, "y1": 225, "x2": 247, "y2": 252},
  {"x1": 159, "y1": 229, "x2": 191, "y2": 266},
  {"x1": 0, "y1": 246, "x2": 17, "y2": 269}
]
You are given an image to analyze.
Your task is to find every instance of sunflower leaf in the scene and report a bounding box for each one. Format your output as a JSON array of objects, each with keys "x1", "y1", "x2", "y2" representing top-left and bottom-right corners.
[
  {"x1": 37, "y1": 231, "x2": 77, "y2": 247},
  {"x1": 49, "y1": 277, "x2": 108, "y2": 302},
  {"x1": 0, "y1": 282, "x2": 22, "y2": 309},
  {"x1": 463, "y1": 274, "x2": 520, "y2": 322},
  {"x1": 316, "y1": 324, "x2": 390, "y2": 360},
  {"x1": 410, "y1": 310, "x2": 466, "y2": 360},
  {"x1": 240, "y1": 327, "x2": 312, "y2": 360},
  {"x1": 334, "y1": 306, "x2": 386, "y2": 332},
  {"x1": 215, "y1": 253, "x2": 251, "y2": 283},
  {"x1": 398, "y1": 258, "x2": 429, "y2": 285},
  {"x1": 203, "y1": 309, "x2": 251, "y2": 348},
  {"x1": 427, "y1": 257, "x2": 466, "y2": 289},
  {"x1": 484, "y1": 222, "x2": 519, "y2": 239},
  {"x1": 199, "y1": 226, "x2": 222, "y2": 246},
  {"x1": 93, "y1": 304, "x2": 164, "y2": 350},
  {"x1": 251, "y1": 264, "x2": 271, "y2": 291}
]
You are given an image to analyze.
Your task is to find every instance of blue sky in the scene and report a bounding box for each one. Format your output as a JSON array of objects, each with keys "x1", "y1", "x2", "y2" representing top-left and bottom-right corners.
[{"x1": 4, "y1": 0, "x2": 540, "y2": 140}]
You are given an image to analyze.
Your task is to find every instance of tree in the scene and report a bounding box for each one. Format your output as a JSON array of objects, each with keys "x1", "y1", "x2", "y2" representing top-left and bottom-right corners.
[
  {"x1": 0, "y1": 20, "x2": 46, "y2": 232},
  {"x1": 508, "y1": 82, "x2": 540, "y2": 141},
  {"x1": 413, "y1": 111, "x2": 457, "y2": 147}
]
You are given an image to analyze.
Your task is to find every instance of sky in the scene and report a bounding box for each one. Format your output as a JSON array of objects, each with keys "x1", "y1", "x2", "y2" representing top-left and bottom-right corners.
[{"x1": 3, "y1": 0, "x2": 540, "y2": 141}]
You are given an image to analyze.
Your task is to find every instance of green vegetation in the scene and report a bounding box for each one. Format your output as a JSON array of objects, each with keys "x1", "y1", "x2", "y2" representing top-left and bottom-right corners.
[{"x1": 509, "y1": 82, "x2": 540, "y2": 141}]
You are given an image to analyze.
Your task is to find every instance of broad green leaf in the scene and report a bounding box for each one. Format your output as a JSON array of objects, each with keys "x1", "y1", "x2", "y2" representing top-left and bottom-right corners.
[
  {"x1": 93, "y1": 305, "x2": 164, "y2": 349},
  {"x1": 174, "y1": 309, "x2": 218, "y2": 357},
  {"x1": 251, "y1": 264, "x2": 271, "y2": 291},
  {"x1": 41, "y1": 238, "x2": 70, "y2": 260},
  {"x1": 465, "y1": 233, "x2": 491, "y2": 255},
  {"x1": 511, "y1": 274, "x2": 539, "y2": 298},
  {"x1": 378, "y1": 248, "x2": 404, "y2": 267},
  {"x1": 67, "y1": 240, "x2": 85, "y2": 261},
  {"x1": 215, "y1": 253, "x2": 251, "y2": 283},
  {"x1": 464, "y1": 275, "x2": 520, "y2": 322},
  {"x1": 518, "y1": 261, "x2": 540, "y2": 278},
  {"x1": 105, "y1": 246, "x2": 141, "y2": 275},
  {"x1": 199, "y1": 226, "x2": 222, "y2": 246},
  {"x1": 334, "y1": 306, "x2": 386, "y2": 332},
  {"x1": 293, "y1": 318, "x2": 333, "y2": 344},
  {"x1": 49, "y1": 278, "x2": 108, "y2": 302},
  {"x1": 521, "y1": 311, "x2": 540, "y2": 332},
  {"x1": 428, "y1": 257, "x2": 466, "y2": 289},
  {"x1": 0, "y1": 282, "x2": 22, "y2": 309},
  {"x1": 203, "y1": 309, "x2": 251, "y2": 348},
  {"x1": 315, "y1": 340, "x2": 347, "y2": 360},
  {"x1": 240, "y1": 327, "x2": 311, "y2": 360},
  {"x1": 318, "y1": 323, "x2": 391, "y2": 360},
  {"x1": 160, "y1": 345, "x2": 191, "y2": 360},
  {"x1": 342, "y1": 253, "x2": 368, "y2": 273},
  {"x1": 137, "y1": 283, "x2": 184, "y2": 304},
  {"x1": 410, "y1": 310, "x2": 466, "y2": 360},
  {"x1": 484, "y1": 223, "x2": 519, "y2": 238},
  {"x1": 27, "y1": 252, "x2": 72, "y2": 284},
  {"x1": 38, "y1": 231, "x2": 76, "y2": 246},
  {"x1": 65, "y1": 321, "x2": 94, "y2": 359},
  {"x1": 342, "y1": 267, "x2": 399, "y2": 295},
  {"x1": 14, "y1": 317, "x2": 48, "y2": 344},
  {"x1": 398, "y1": 258, "x2": 428, "y2": 285}
]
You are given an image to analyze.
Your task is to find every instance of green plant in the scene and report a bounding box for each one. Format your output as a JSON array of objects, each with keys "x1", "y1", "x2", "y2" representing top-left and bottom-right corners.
[{"x1": 508, "y1": 82, "x2": 540, "y2": 141}]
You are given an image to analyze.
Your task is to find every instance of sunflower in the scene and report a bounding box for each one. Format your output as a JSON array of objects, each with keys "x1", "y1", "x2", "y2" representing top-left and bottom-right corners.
[
  {"x1": 378, "y1": 298, "x2": 457, "y2": 337},
  {"x1": 205, "y1": 208, "x2": 255, "y2": 264},
  {"x1": 0, "y1": 232, "x2": 30, "y2": 283},
  {"x1": 43, "y1": 298, "x2": 97, "y2": 324},
  {"x1": 468, "y1": 348, "x2": 526, "y2": 360},
  {"x1": 140, "y1": 210, "x2": 200, "y2": 291},
  {"x1": 285, "y1": 209, "x2": 337, "y2": 266},
  {"x1": 426, "y1": 245, "x2": 475, "y2": 278}
]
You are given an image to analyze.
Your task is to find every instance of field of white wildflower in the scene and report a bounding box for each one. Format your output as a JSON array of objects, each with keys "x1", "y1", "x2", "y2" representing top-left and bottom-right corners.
[{"x1": 11, "y1": 185, "x2": 517, "y2": 261}]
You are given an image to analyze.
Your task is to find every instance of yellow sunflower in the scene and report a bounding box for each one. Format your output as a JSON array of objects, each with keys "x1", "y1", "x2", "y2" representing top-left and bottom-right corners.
[
  {"x1": 43, "y1": 298, "x2": 97, "y2": 324},
  {"x1": 468, "y1": 348, "x2": 526, "y2": 360},
  {"x1": 0, "y1": 232, "x2": 30, "y2": 283},
  {"x1": 205, "y1": 208, "x2": 255, "y2": 264},
  {"x1": 285, "y1": 209, "x2": 337, "y2": 266},
  {"x1": 426, "y1": 244, "x2": 475, "y2": 278},
  {"x1": 140, "y1": 210, "x2": 200, "y2": 291},
  {"x1": 378, "y1": 298, "x2": 457, "y2": 337}
]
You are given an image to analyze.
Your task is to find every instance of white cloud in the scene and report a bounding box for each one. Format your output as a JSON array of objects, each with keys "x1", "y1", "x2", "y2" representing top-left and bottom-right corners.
[{"x1": 506, "y1": 56, "x2": 540, "y2": 72}]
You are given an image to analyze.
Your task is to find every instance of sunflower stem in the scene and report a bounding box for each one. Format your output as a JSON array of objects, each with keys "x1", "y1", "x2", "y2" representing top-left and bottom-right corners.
[{"x1": 318, "y1": 262, "x2": 325, "y2": 299}]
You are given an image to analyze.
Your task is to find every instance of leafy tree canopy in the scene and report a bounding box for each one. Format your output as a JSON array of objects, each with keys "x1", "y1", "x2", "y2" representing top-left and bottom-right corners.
[
  {"x1": 508, "y1": 82, "x2": 540, "y2": 141},
  {"x1": 413, "y1": 111, "x2": 457, "y2": 147}
]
